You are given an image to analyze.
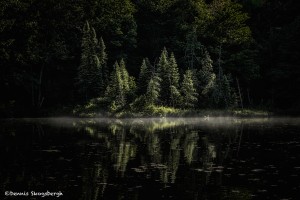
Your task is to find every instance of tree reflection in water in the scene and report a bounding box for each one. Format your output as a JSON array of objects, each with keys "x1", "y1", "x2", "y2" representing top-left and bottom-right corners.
[
  {"x1": 71, "y1": 118, "x2": 246, "y2": 199},
  {"x1": 1, "y1": 117, "x2": 300, "y2": 199}
]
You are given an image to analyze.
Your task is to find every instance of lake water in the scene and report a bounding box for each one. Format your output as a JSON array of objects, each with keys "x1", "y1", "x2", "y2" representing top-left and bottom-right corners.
[{"x1": 1, "y1": 117, "x2": 300, "y2": 200}]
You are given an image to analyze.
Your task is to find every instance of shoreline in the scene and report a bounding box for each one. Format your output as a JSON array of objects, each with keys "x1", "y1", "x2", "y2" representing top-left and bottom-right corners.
[{"x1": 3, "y1": 108, "x2": 300, "y2": 119}]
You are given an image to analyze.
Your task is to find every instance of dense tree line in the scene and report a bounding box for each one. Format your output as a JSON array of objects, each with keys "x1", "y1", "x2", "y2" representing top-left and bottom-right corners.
[
  {"x1": 0, "y1": 0, "x2": 299, "y2": 116},
  {"x1": 77, "y1": 22, "x2": 237, "y2": 112}
]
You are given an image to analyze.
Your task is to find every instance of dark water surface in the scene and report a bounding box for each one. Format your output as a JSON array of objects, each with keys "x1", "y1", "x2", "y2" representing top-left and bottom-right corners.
[{"x1": 1, "y1": 117, "x2": 300, "y2": 200}]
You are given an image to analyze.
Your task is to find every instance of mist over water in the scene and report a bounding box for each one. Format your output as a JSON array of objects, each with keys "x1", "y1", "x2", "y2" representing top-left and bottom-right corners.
[{"x1": 1, "y1": 117, "x2": 300, "y2": 199}]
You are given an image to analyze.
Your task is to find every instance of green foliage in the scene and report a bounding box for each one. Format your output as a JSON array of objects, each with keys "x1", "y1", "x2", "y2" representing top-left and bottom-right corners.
[
  {"x1": 157, "y1": 48, "x2": 181, "y2": 106},
  {"x1": 157, "y1": 48, "x2": 170, "y2": 104},
  {"x1": 99, "y1": 37, "x2": 109, "y2": 87},
  {"x1": 136, "y1": 0, "x2": 178, "y2": 13},
  {"x1": 199, "y1": 51, "x2": 216, "y2": 99},
  {"x1": 184, "y1": 28, "x2": 204, "y2": 70},
  {"x1": 73, "y1": 97, "x2": 110, "y2": 117},
  {"x1": 1, "y1": 0, "x2": 299, "y2": 116},
  {"x1": 168, "y1": 53, "x2": 181, "y2": 107},
  {"x1": 232, "y1": 109, "x2": 269, "y2": 117},
  {"x1": 181, "y1": 70, "x2": 198, "y2": 108},
  {"x1": 77, "y1": 21, "x2": 105, "y2": 99},
  {"x1": 138, "y1": 59, "x2": 147, "y2": 86},
  {"x1": 105, "y1": 60, "x2": 136, "y2": 110},
  {"x1": 105, "y1": 62, "x2": 125, "y2": 109},
  {"x1": 138, "y1": 58, "x2": 153, "y2": 94},
  {"x1": 170, "y1": 85, "x2": 181, "y2": 107},
  {"x1": 157, "y1": 47, "x2": 169, "y2": 72},
  {"x1": 173, "y1": 0, "x2": 210, "y2": 35},
  {"x1": 119, "y1": 59, "x2": 130, "y2": 92},
  {"x1": 225, "y1": 47, "x2": 260, "y2": 84},
  {"x1": 207, "y1": 0, "x2": 251, "y2": 45},
  {"x1": 130, "y1": 95, "x2": 147, "y2": 112},
  {"x1": 168, "y1": 53, "x2": 180, "y2": 88},
  {"x1": 212, "y1": 74, "x2": 236, "y2": 108},
  {"x1": 146, "y1": 74, "x2": 162, "y2": 106},
  {"x1": 144, "y1": 105, "x2": 180, "y2": 117},
  {"x1": 93, "y1": 0, "x2": 137, "y2": 59}
]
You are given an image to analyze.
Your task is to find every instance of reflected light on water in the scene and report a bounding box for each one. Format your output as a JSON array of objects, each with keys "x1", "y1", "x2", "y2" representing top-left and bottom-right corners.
[{"x1": 0, "y1": 117, "x2": 300, "y2": 199}]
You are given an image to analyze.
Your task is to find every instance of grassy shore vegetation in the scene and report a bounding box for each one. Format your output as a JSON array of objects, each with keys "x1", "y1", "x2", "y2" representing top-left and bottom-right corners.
[{"x1": 73, "y1": 97, "x2": 270, "y2": 118}]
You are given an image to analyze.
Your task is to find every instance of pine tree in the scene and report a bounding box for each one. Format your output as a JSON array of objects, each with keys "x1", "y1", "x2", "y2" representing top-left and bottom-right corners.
[
  {"x1": 157, "y1": 48, "x2": 169, "y2": 104},
  {"x1": 181, "y1": 70, "x2": 198, "y2": 108},
  {"x1": 127, "y1": 75, "x2": 137, "y2": 102},
  {"x1": 120, "y1": 58, "x2": 136, "y2": 102},
  {"x1": 138, "y1": 58, "x2": 153, "y2": 95},
  {"x1": 146, "y1": 74, "x2": 161, "y2": 106},
  {"x1": 104, "y1": 59, "x2": 136, "y2": 110},
  {"x1": 98, "y1": 37, "x2": 108, "y2": 90},
  {"x1": 77, "y1": 21, "x2": 103, "y2": 99},
  {"x1": 77, "y1": 21, "x2": 91, "y2": 99},
  {"x1": 157, "y1": 47, "x2": 169, "y2": 74},
  {"x1": 198, "y1": 50, "x2": 217, "y2": 106},
  {"x1": 168, "y1": 53, "x2": 181, "y2": 107},
  {"x1": 168, "y1": 53, "x2": 180, "y2": 88},
  {"x1": 170, "y1": 85, "x2": 181, "y2": 107},
  {"x1": 157, "y1": 48, "x2": 181, "y2": 106},
  {"x1": 119, "y1": 59, "x2": 130, "y2": 92},
  {"x1": 105, "y1": 62, "x2": 125, "y2": 109}
]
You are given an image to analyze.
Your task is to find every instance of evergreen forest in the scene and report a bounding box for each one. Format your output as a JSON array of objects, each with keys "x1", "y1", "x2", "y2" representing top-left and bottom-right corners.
[{"x1": 1, "y1": 0, "x2": 300, "y2": 117}]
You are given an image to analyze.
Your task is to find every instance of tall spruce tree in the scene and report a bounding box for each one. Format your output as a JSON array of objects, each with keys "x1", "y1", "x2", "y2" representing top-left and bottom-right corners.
[
  {"x1": 169, "y1": 53, "x2": 180, "y2": 88},
  {"x1": 181, "y1": 70, "x2": 198, "y2": 108},
  {"x1": 198, "y1": 50, "x2": 216, "y2": 106},
  {"x1": 77, "y1": 21, "x2": 103, "y2": 100},
  {"x1": 146, "y1": 74, "x2": 161, "y2": 106},
  {"x1": 168, "y1": 53, "x2": 181, "y2": 107},
  {"x1": 105, "y1": 62, "x2": 125, "y2": 110},
  {"x1": 138, "y1": 58, "x2": 153, "y2": 95},
  {"x1": 157, "y1": 47, "x2": 170, "y2": 105},
  {"x1": 157, "y1": 48, "x2": 181, "y2": 106},
  {"x1": 120, "y1": 58, "x2": 137, "y2": 103},
  {"x1": 119, "y1": 59, "x2": 130, "y2": 92},
  {"x1": 170, "y1": 85, "x2": 181, "y2": 107},
  {"x1": 98, "y1": 37, "x2": 108, "y2": 90},
  {"x1": 105, "y1": 59, "x2": 136, "y2": 110}
]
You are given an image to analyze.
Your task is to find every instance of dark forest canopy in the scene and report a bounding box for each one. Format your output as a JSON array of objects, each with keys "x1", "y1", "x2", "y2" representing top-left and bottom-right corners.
[{"x1": 0, "y1": 0, "x2": 299, "y2": 117}]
